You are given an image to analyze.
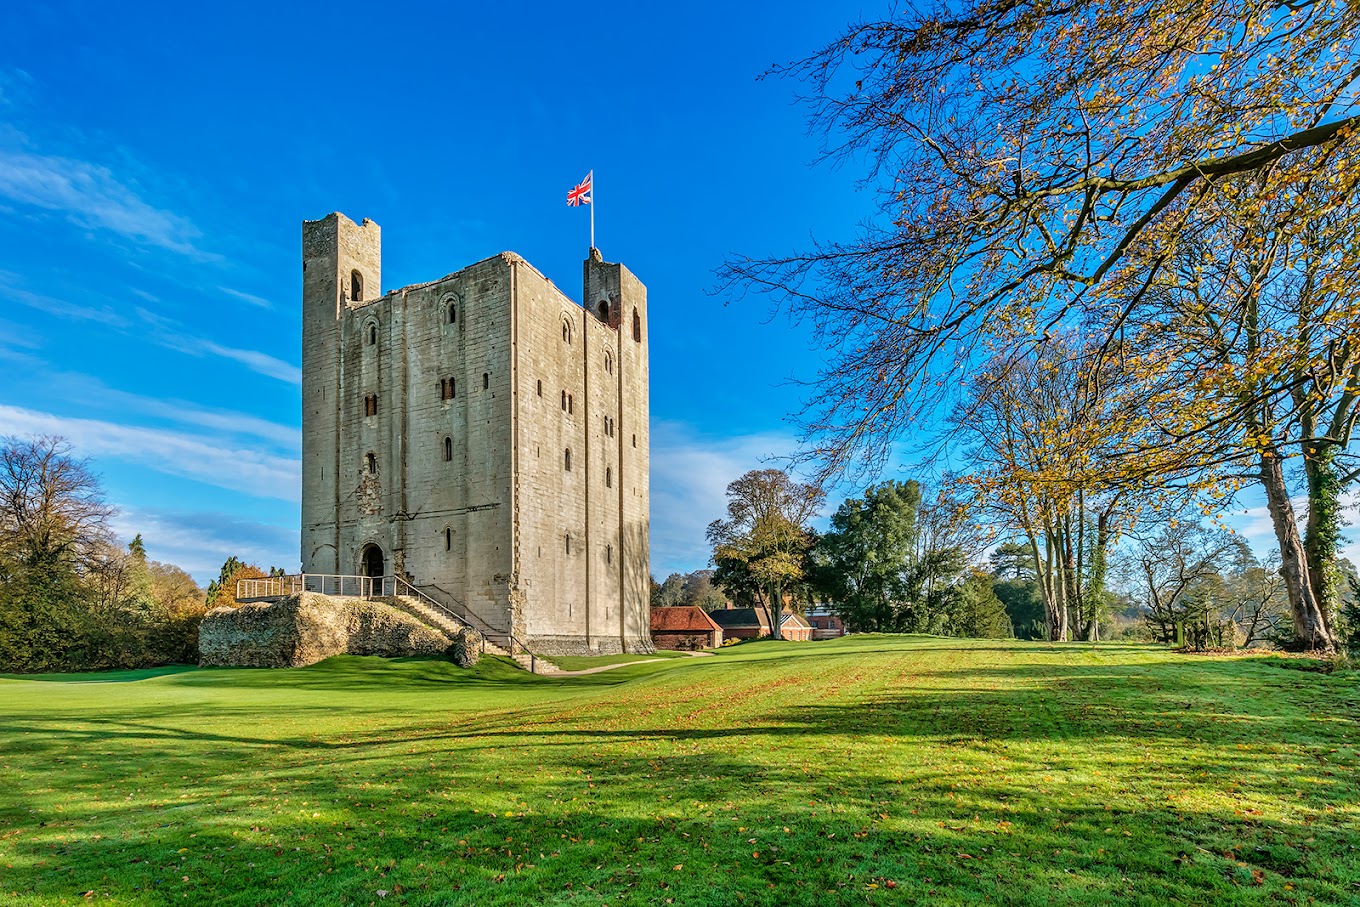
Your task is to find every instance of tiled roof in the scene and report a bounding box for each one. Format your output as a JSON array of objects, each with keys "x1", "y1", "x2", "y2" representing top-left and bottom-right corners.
[
  {"x1": 651, "y1": 606, "x2": 723, "y2": 633},
  {"x1": 706, "y1": 607, "x2": 769, "y2": 630}
]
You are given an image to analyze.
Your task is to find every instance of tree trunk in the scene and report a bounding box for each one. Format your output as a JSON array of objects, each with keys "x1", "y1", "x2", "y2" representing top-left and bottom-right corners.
[
  {"x1": 768, "y1": 582, "x2": 782, "y2": 640},
  {"x1": 1302, "y1": 443, "x2": 1341, "y2": 639},
  {"x1": 1260, "y1": 450, "x2": 1334, "y2": 650}
]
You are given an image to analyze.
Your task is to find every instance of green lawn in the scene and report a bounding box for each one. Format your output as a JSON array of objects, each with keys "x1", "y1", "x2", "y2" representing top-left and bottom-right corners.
[
  {"x1": 544, "y1": 649, "x2": 691, "y2": 672},
  {"x1": 1, "y1": 637, "x2": 1357, "y2": 906}
]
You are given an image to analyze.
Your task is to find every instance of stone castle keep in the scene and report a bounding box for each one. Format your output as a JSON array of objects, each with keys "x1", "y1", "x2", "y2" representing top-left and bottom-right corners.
[{"x1": 301, "y1": 212, "x2": 651, "y2": 655}]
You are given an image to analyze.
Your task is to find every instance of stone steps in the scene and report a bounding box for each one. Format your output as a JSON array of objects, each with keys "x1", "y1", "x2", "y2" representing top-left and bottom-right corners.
[{"x1": 388, "y1": 596, "x2": 558, "y2": 673}]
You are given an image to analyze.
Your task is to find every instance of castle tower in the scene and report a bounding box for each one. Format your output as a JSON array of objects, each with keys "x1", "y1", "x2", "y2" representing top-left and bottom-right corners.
[
  {"x1": 299, "y1": 213, "x2": 651, "y2": 656},
  {"x1": 301, "y1": 214, "x2": 381, "y2": 576}
]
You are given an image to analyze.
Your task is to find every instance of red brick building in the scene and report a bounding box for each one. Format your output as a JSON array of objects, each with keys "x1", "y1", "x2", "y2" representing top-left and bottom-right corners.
[
  {"x1": 651, "y1": 606, "x2": 723, "y2": 650},
  {"x1": 706, "y1": 607, "x2": 814, "y2": 641}
]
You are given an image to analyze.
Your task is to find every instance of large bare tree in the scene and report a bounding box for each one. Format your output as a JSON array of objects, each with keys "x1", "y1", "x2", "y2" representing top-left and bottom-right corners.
[
  {"x1": 719, "y1": 0, "x2": 1360, "y2": 648},
  {"x1": 0, "y1": 435, "x2": 114, "y2": 570}
]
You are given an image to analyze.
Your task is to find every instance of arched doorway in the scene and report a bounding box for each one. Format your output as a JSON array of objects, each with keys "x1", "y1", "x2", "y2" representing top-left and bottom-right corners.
[{"x1": 360, "y1": 544, "x2": 384, "y2": 579}]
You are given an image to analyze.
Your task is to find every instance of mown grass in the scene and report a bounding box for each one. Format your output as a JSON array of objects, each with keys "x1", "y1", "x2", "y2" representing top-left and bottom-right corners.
[{"x1": 1, "y1": 636, "x2": 1357, "y2": 906}]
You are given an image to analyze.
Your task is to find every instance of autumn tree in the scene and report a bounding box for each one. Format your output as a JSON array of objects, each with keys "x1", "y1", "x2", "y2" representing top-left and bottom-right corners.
[
  {"x1": 205, "y1": 556, "x2": 269, "y2": 610},
  {"x1": 707, "y1": 469, "x2": 824, "y2": 639},
  {"x1": 719, "y1": 0, "x2": 1360, "y2": 649}
]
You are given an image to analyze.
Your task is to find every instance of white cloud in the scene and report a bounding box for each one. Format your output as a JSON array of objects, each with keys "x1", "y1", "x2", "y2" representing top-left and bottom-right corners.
[
  {"x1": 0, "y1": 146, "x2": 210, "y2": 258},
  {"x1": 0, "y1": 404, "x2": 300, "y2": 503},
  {"x1": 196, "y1": 340, "x2": 302, "y2": 385},
  {"x1": 135, "y1": 306, "x2": 302, "y2": 386},
  {"x1": 109, "y1": 508, "x2": 298, "y2": 585},
  {"x1": 35, "y1": 370, "x2": 299, "y2": 449},
  {"x1": 218, "y1": 286, "x2": 274, "y2": 309},
  {"x1": 648, "y1": 421, "x2": 802, "y2": 576},
  {"x1": 8, "y1": 284, "x2": 128, "y2": 327},
  {"x1": 1226, "y1": 489, "x2": 1360, "y2": 567}
]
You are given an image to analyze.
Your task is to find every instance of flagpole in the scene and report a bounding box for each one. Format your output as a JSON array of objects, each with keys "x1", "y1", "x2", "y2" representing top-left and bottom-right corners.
[{"x1": 590, "y1": 170, "x2": 595, "y2": 251}]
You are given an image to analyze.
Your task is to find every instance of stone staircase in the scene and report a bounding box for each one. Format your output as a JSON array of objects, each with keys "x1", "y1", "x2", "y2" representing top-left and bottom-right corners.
[{"x1": 387, "y1": 595, "x2": 558, "y2": 674}]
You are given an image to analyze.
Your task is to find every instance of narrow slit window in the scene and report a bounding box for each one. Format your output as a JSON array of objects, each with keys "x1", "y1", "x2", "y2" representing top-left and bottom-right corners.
[
  {"x1": 561, "y1": 390, "x2": 567, "y2": 410},
  {"x1": 483, "y1": 372, "x2": 489, "y2": 390},
  {"x1": 564, "y1": 448, "x2": 572, "y2": 471},
  {"x1": 605, "y1": 466, "x2": 612, "y2": 488},
  {"x1": 606, "y1": 544, "x2": 612, "y2": 564},
  {"x1": 443, "y1": 436, "x2": 453, "y2": 462},
  {"x1": 565, "y1": 534, "x2": 572, "y2": 556},
  {"x1": 632, "y1": 433, "x2": 636, "y2": 448},
  {"x1": 445, "y1": 527, "x2": 453, "y2": 551},
  {"x1": 568, "y1": 394, "x2": 573, "y2": 414},
  {"x1": 632, "y1": 307, "x2": 641, "y2": 342},
  {"x1": 537, "y1": 379, "x2": 542, "y2": 397},
  {"x1": 366, "y1": 452, "x2": 377, "y2": 474}
]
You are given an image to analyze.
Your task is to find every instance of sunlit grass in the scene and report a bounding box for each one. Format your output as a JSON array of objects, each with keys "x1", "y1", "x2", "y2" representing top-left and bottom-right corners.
[{"x1": 1, "y1": 637, "x2": 1356, "y2": 905}]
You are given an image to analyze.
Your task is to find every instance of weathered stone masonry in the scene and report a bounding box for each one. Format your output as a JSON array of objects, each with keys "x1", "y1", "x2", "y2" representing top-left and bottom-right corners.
[{"x1": 301, "y1": 212, "x2": 651, "y2": 655}]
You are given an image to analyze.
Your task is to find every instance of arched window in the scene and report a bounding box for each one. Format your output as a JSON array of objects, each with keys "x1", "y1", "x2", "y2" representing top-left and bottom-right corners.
[
  {"x1": 367, "y1": 323, "x2": 377, "y2": 346},
  {"x1": 604, "y1": 351, "x2": 613, "y2": 374},
  {"x1": 351, "y1": 270, "x2": 364, "y2": 302},
  {"x1": 444, "y1": 527, "x2": 453, "y2": 551},
  {"x1": 605, "y1": 466, "x2": 612, "y2": 488},
  {"x1": 598, "y1": 300, "x2": 610, "y2": 322},
  {"x1": 443, "y1": 436, "x2": 453, "y2": 462},
  {"x1": 365, "y1": 452, "x2": 377, "y2": 474},
  {"x1": 483, "y1": 372, "x2": 489, "y2": 389},
  {"x1": 447, "y1": 301, "x2": 457, "y2": 324},
  {"x1": 564, "y1": 448, "x2": 572, "y2": 471},
  {"x1": 562, "y1": 319, "x2": 572, "y2": 344},
  {"x1": 632, "y1": 307, "x2": 641, "y2": 342}
]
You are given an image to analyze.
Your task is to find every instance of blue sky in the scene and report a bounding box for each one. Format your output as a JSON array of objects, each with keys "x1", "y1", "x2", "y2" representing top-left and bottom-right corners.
[
  {"x1": 0, "y1": 0, "x2": 880, "y2": 583},
  {"x1": 2, "y1": 1, "x2": 1350, "y2": 585}
]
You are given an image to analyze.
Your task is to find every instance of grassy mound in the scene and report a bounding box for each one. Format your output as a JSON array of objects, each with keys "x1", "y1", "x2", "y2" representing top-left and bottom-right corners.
[{"x1": 1, "y1": 637, "x2": 1356, "y2": 905}]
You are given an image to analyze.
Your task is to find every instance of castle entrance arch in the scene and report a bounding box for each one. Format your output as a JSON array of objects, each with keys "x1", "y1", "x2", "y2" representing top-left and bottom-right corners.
[{"x1": 360, "y1": 544, "x2": 385, "y2": 579}]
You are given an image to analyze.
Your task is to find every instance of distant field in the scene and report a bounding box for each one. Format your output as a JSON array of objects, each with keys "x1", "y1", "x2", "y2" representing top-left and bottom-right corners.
[{"x1": 1, "y1": 637, "x2": 1357, "y2": 906}]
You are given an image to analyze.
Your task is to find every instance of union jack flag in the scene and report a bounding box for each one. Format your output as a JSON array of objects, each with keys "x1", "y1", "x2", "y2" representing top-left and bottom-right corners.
[{"x1": 567, "y1": 171, "x2": 592, "y2": 206}]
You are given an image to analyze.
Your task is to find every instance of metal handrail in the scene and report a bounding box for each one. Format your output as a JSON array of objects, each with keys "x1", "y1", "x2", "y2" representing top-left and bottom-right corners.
[{"x1": 414, "y1": 582, "x2": 531, "y2": 661}]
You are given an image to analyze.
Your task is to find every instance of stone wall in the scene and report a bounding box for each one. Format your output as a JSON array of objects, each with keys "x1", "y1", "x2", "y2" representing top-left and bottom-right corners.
[{"x1": 198, "y1": 593, "x2": 473, "y2": 668}]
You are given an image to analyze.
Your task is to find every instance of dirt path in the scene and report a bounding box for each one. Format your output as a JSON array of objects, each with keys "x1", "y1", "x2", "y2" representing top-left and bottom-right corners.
[{"x1": 543, "y1": 650, "x2": 714, "y2": 677}]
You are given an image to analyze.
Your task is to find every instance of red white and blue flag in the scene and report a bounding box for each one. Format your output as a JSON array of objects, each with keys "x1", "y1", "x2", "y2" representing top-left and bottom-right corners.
[{"x1": 567, "y1": 171, "x2": 592, "y2": 206}]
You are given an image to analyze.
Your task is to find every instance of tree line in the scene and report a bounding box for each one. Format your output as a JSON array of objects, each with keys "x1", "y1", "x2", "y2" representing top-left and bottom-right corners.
[
  {"x1": 719, "y1": 0, "x2": 1360, "y2": 651},
  {"x1": 0, "y1": 435, "x2": 279, "y2": 672}
]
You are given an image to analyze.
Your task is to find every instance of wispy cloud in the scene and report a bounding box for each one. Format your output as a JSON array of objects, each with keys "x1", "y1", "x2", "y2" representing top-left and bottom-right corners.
[
  {"x1": 0, "y1": 145, "x2": 211, "y2": 259},
  {"x1": 0, "y1": 404, "x2": 300, "y2": 502},
  {"x1": 33, "y1": 369, "x2": 299, "y2": 449},
  {"x1": 135, "y1": 306, "x2": 301, "y2": 386},
  {"x1": 218, "y1": 286, "x2": 274, "y2": 309},
  {"x1": 109, "y1": 508, "x2": 299, "y2": 584},
  {"x1": 7, "y1": 282, "x2": 128, "y2": 327},
  {"x1": 649, "y1": 421, "x2": 802, "y2": 576}
]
